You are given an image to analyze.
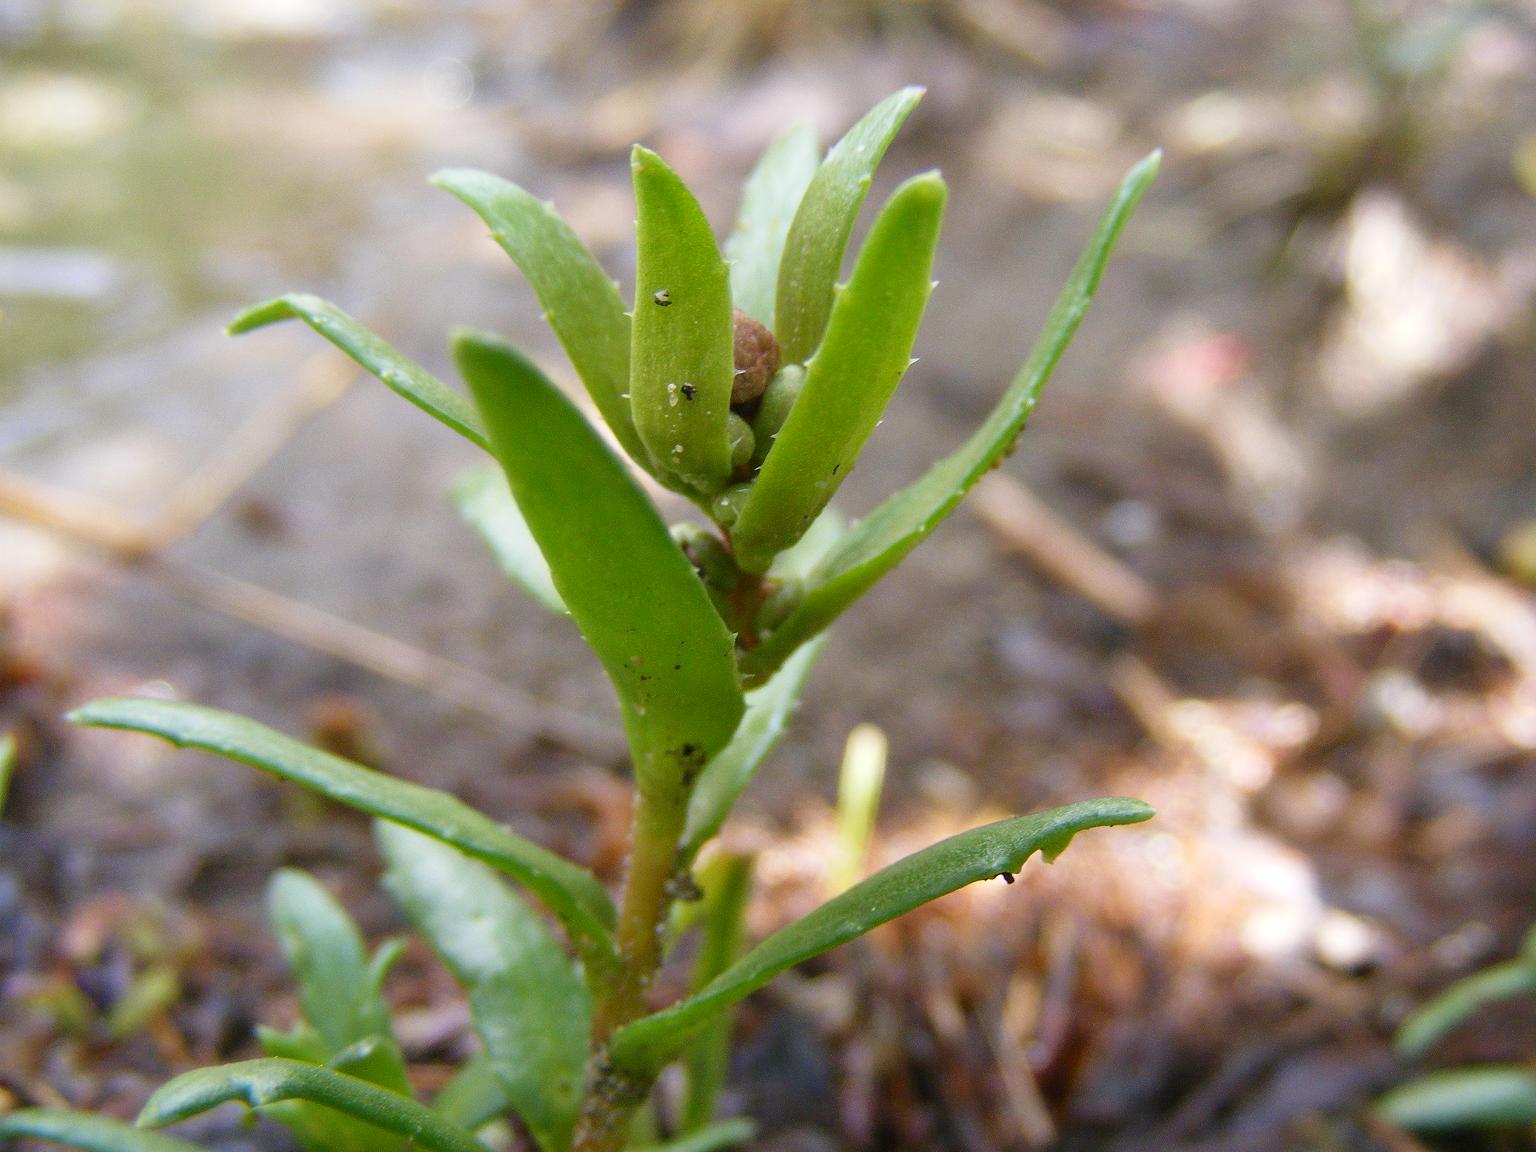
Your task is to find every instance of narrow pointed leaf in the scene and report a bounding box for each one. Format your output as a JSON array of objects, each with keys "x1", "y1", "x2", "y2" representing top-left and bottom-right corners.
[
  {"x1": 1395, "y1": 960, "x2": 1536, "y2": 1058},
  {"x1": 139, "y1": 1060, "x2": 489, "y2": 1152},
  {"x1": 774, "y1": 87, "x2": 924, "y2": 364},
  {"x1": 1377, "y1": 1066, "x2": 1536, "y2": 1132},
  {"x1": 731, "y1": 173, "x2": 946, "y2": 573},
  {"x1": 454, "y1": 331, "x2": 743, "y2": 790},
  {"x1": 329, "y1": 1037, "x2": 411, "y2": 1097},
  {"x1": 0, "y1": 1110, "x2": 204, "y2": 1152},
  {"x1": 681, "y1": 638, "x2": 824, "y2": 863},
  {"x1": 69, "y1": 699, "x2": 616, "y2": 964},
  {"x1": 725, "y1": 124, "x2": 819, "y2": 328},
  {"x1": 682, "y1": 854, "x2": 753, "y2": 1133},
  {"x1": 740, "y1": 152, "x2": 1160, "y2": 682},
  {"x1": 433, "y1": 1055, "x2": 511, "y2": 1133},
  {"x1": 267, "y1": 870, "x2": 387, "y2": 1053},
  {"x1": 632, "y1": 1119, "x2": 755, "y2": 1152},
  {"x1": 229, "y1": 295, "x2": 488, "y2": 449},
  {"x1": 258, "y1": 1024, "x2": 329, "y2": 1063},
  {"x1": 453, "y1": 463, "x2": 567, "y2": 614},
  {"x1": 611, "y1": 798, "x2": 1153, "y2": 1073},
  {"x1": 630, "y1": 147, "x2": 735, "y2": 495},
  {"x1": 430, "y1": 169, "x2": 643, "y2": 463},
  {"x1": 262, "y1": 1038, "x2": 413, "y2": 1152},
  {"x1": 378, "y1": 823, "x2": 588, "y2": 1152}
]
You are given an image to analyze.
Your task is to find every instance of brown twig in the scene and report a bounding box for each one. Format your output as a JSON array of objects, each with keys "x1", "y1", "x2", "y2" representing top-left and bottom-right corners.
[{"x1": 971, "y1": 473, "x2": 1157, "y2": 625}]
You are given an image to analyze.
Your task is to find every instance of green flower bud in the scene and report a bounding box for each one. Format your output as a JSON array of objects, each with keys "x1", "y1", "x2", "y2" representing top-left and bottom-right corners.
[
  {"x1": 727, "y1": 412, "x2": 755, "y2": 474},
  {"x1": 669, "y1": 522, "x2": 738, "y2": 593},
  {"x1": 749, "y1": 363, "x2": 804, "y2": 467},
  {"x1": 710, "y1": 482, "x2": 753, "y2": 528}
]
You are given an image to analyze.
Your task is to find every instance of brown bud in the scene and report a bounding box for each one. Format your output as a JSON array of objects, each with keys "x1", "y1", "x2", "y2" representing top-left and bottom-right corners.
[{"x1": 731, "y1": 308, "x2": 780, "y2": 407}]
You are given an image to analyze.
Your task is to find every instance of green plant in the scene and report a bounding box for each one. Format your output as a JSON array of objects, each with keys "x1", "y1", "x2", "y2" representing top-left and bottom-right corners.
[
  {"x1": 0, "y1": 89, "x2": 1157, "y2": 1152},
  {"x1": 1376, "y1": 925, "x2": 1536, "y2": 1135}
]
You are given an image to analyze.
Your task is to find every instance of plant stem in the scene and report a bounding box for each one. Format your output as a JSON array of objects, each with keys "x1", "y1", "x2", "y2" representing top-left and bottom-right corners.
[{"x1": 574, "y1": 750, "x2": 692, "y2": 1152}]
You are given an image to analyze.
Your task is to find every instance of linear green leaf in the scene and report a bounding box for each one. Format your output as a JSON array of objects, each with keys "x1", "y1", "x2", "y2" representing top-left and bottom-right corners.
[
  {"x1": 774, "y1": 87, "x2": 924, "y2": 364},
  {"x1": 610, "y1": 797, "x2": 1154, "y2": 1073},
  {"x1": 69, "y1": 698, "x2": 616, "y2": 963},
  {"x1": 1395, "y1": 960, "x2": 1536, "y2": 1058},
  {"x1": 682, "y1": 854, "x2": 753, "y2": 1133},
  {"x1": 430, "y1": 169, "x2": 642, "y2": 464},
  {"x1": 454, "y1": 331, "x2": 743, "y2": 792},
  {"x1": 138, "y1": 1060, "x2": 489, "y2": 1152},
  {"x1": 259, "y1": 1038, "x2": 413, "y2": 1152},
  {"x1": 432, "y1": 1055, "x2": 510, "y2": 1134},
  {"x1": 229, "y1": 295, "x2": 488, "y2": 450},
  {"x1": 725, "y1": 124, "x2": 819, "y2": 328},
  {"x1": 267, "y1": 870, "x2": 390, "y2": 1054},
  {"x1": 731, "y1": 172, "x2": 946, "y2": 573},
  {"x1": 378, "y1": 823, "x2": 589, "y2": 1152},
  {"x1": 740, "y1": 151, "x2": 1160, "y2": 682},
  {"x1": 630, "y1": 146, "x2": 735, "y2": 496},
  {"x1": 453, "y1": 463, "x2": 567, "y2": 615},
  {"x1": 632, "y1": 1118, "x2": 755, "y2": 1152},
  {"x1": 1377, "y1": 1066, "x2": 1536, "y2": 1132},
  {"x1": 681, "y1": 637, "x2": 824, "y2": 863},
  {"x1": 0, "y1": 1110, "x2": 205, "y2": 1152}
]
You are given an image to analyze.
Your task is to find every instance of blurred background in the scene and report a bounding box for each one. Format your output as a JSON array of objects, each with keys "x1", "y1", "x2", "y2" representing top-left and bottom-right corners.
[{"x1": 2, "y1": 1, "x2": 1535, "y2": 1149}]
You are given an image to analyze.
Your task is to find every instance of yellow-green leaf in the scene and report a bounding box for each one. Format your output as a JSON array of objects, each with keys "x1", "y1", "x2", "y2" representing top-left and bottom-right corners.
[
  {"x1": 630, "y1": 147, "x2": 735, "y2": 496},
  {"x1": 774, "y1": 87, "x2": 924, "y2": 364},
  {"x1": 229, "y1": 295, "x2": 487, "y2": 450},
  {"x1": 68, "y1": 699, "x2": 616, "y2": 967},
  {"x1": 430, "y1": 169, "x2": 642, "y2": 464},
  {"x1": 725, "y1": 124, "x2": 819, "y2": 328},
  {"x1": 454, "y1": 331, "x2": 743, "y2": 794},
  {"x1": 740, "y1": 151, "x2": 1160, "y2": 683},
  {"x1": 610, "y1": 798, "x2": 1153, "y2": 1073},
  {"x1": 731, "y1": 172, "x2": 945, "y2": 573}
]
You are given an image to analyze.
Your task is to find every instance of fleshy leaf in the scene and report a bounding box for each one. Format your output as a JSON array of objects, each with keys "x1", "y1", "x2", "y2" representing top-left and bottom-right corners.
[
  {"x1": 681, "y1": 854, "x2": 753, "y2": 1133},
  {"x1": 731, "y1": 172, "x2": 946, "y2": 573},
  {"x1": 632, "y1": 1119, "x2": 756, "y2": 1152},
  {"x1": 138, "y1": 1060, "x2": 489, "y2": 1152},
  {"x1": 377, "y1": 823, "x2": 589, "y2": 1152},
  {"x1": 261, "y1": 1039, "x2": 413, "y2": 1152},
  {"x1": 430, "y1": 169, "x2": 642, "y2": 463},
  {"x1": 1395, "y1": 959, "x2": 1536, "y2": 1058},
  {"x1": 69, "y1": 699, "x2": 616, "y2": 967},
  {"x1": 740, "y1": 151, "x2": 1160, "y2": 682},
  {"x1": 0, "y1": 1110, "x2": 205, "y2": 1152},
  {"x1": 453, "y1": 463, "x2": 567, "y2": 614},
  {"x1": 610, "y1": 798, "x2": 1153, "y2": 1073},
  {"x1": 774, "y1": 87, "x2": 924, "y2": 364},
  {"x1": 432, "y1": 1055, "x2": 511, "y2": 1134},
  {"x1": 725, "y1": 124, "x2": 820, "y2": 328},
  {"x1": 1377, "y1": 1066, "x2": 1536, "y2": 1132},
  {"x1": 454, "y1": 331, "x2": 743, "y2": 792},
  {"x1": 229, "y1": 295, "x2": 488, "y2": 450},
  {"x1": 630, "y1": 147, "x2": 735, "y2": 496},
  {"x1": 267, "y1": 870, "x2": 392, "y2": 1053},
  {"x1": 680, "y1": 637, "x2": 824, "y2": 863}
]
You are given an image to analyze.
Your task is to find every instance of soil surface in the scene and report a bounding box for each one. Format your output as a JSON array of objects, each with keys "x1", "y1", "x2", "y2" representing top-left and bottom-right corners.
[{"x1": 3, "y1": 3, "x2": 1535, "y2": 1150}]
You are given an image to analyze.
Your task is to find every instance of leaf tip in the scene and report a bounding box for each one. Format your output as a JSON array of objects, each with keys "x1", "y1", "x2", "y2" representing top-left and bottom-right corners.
[
  {"x1": 226, "y1": 295, "x2": 293, "y2": 336},
  {"x1": 1126, "y1": 149, "x2": 1163, "y2": 193},
  {"x1": 65, "y1": 699, "x2": 111, "y2": 728},
  {"x1": 428, "y1": 167, "x2": 481, "y2": 195},
  {"x1": 631, "y1": 143, "x2": 661, "y2": 172}
]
